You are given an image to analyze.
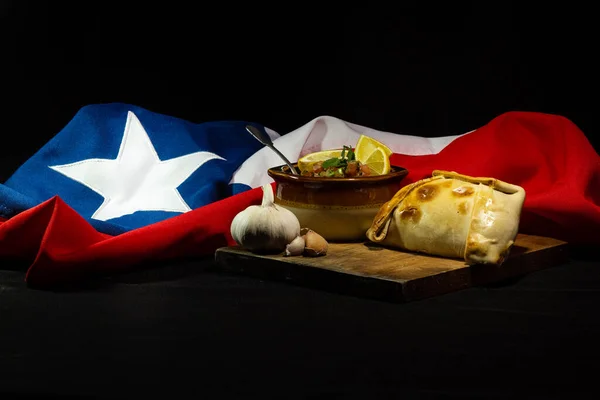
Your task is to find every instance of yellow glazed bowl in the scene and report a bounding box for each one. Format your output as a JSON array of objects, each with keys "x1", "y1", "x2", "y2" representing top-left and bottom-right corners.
[{"x1": 267, "y1": 163, "x2": 409, "y2": 242}]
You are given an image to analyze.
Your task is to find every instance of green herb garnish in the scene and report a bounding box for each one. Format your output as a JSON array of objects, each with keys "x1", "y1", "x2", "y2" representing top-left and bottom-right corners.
[
  {"x1": 322, "y1": 145, "x2": 355, "y2": 170},
  {"x1": 322, "y1": 157, "x2": 342, "y2": 169},
  {"x1": 347, "y1": 147, "x2": 356, "y2": 161}
]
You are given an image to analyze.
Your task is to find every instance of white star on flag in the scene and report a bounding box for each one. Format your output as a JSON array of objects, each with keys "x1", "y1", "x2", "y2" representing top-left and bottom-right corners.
[{"x1": 49, "y1": 111, "x2": 225, "y2": 221}]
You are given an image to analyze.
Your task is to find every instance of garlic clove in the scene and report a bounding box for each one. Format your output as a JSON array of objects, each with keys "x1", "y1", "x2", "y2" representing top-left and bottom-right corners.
[
  {"x1": 284, "y1": 235, "x2": 305, "y2": 256},
  {"x1": 302, "y1": 229, "x2": 329, "y2": 257}
]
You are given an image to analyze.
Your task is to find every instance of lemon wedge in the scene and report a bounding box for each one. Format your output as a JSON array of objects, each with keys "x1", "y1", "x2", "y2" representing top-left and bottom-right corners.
[
  {"x1": 297, "y1": 149, "x2": 343, "y2": 173},
  {"x1": 355, "y1": 134, "x2": 393, "y2": 163},
  {"x1": 362, "y1": 147, "x2": 391, "y2": 176},
  {"x1": 354, "y1": 134, "x2": 392, "y2": 176}
]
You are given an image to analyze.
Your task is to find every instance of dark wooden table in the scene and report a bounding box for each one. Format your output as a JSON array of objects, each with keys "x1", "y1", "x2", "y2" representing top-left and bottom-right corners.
[{"x1": 1, "y1": 252, "x2": 599, "y2": 399}]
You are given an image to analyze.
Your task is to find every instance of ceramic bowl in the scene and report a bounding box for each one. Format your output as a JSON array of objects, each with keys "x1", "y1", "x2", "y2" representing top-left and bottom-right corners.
[{"x1": 267, "y1": 163, "x2": 409, "y2": 242}]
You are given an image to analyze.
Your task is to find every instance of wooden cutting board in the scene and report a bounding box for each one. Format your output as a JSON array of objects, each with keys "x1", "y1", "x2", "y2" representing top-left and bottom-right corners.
[{"x1": 214, "y1": 234, "x2": 569, "y2": 302}]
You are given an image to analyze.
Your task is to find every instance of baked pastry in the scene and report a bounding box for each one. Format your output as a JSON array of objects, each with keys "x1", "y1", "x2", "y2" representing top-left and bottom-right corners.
[{"x1": 365, "y1": 170, "x2": 526, "y2": 265}]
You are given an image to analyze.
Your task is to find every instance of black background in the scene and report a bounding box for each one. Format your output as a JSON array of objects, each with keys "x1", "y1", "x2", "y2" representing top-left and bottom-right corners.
[
  {"x1": 2, "y1": 1, "x2": 600, "y2": 398},
  {"x1": 2, "y1": 1, "x2": 598, "y2": 182}
]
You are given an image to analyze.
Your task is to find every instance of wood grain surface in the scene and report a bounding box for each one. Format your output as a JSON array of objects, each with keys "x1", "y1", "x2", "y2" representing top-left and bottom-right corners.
[
  {"x1": 214, "y1": 234, "x2": 569, "y2": 302},
  {"x1": 215, "y1": 234, "x2": 568, "y2": 302}
]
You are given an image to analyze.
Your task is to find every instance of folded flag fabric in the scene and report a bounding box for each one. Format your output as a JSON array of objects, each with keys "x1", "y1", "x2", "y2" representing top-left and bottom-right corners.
[
  {"x1": 0, "y1": 103, "x2": 598, "y2": 288},
  {"x1": 0, "y1": 103, "x2": 277, "y2": 235}
]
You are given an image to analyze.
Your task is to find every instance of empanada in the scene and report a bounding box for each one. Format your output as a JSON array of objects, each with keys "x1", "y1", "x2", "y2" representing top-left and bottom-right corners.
[{"x1": 365, "y1": 170, "x2": 526, "y2": 265}]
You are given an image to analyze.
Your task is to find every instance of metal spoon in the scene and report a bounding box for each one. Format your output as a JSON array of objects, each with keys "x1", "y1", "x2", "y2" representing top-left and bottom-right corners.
[{"x1": 245, "y1": 125, "x2": 299, "y2": 175}]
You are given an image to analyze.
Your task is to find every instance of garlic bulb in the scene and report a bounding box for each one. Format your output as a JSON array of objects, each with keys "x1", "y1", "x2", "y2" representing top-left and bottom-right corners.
[{"x1": 230, "y1": 184, "x2": 301, "y2": 254}]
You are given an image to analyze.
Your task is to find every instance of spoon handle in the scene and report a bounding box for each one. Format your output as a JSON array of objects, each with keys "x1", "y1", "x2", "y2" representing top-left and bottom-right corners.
[
  {"x1": 245, "y1": 124, "x2": 273, "y2": 146},
  {"x1": 245, "y1": 125, "x2": 299, "y2": 175}
]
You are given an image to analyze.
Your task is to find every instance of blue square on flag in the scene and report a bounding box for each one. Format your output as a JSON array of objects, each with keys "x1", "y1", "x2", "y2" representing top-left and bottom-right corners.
[{"x1": 0, "y1": 103, "x2": 270, "y2": 235}]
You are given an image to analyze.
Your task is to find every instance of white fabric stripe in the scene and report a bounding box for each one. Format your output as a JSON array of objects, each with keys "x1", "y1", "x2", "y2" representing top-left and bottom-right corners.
[{"x1": 230, "y1": 115, "x2": 471, "y2": 189}]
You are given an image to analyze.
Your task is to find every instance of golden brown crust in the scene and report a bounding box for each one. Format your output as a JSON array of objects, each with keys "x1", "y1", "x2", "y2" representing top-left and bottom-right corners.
[
  {"x1": 366, "y1": 175, "x2": 444, "y2": 242},
  {"x1": 432, "y1": 170, "x2": 524, "y2": 195},
  {"x1": 366, "y1": 170, "x2": 526, "y2": 266}
]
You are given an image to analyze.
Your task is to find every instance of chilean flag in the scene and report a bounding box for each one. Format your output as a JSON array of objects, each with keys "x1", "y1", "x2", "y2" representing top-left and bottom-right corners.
[{"x1": 0, "y1": 103, "x2": 598, "y2": 288}]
